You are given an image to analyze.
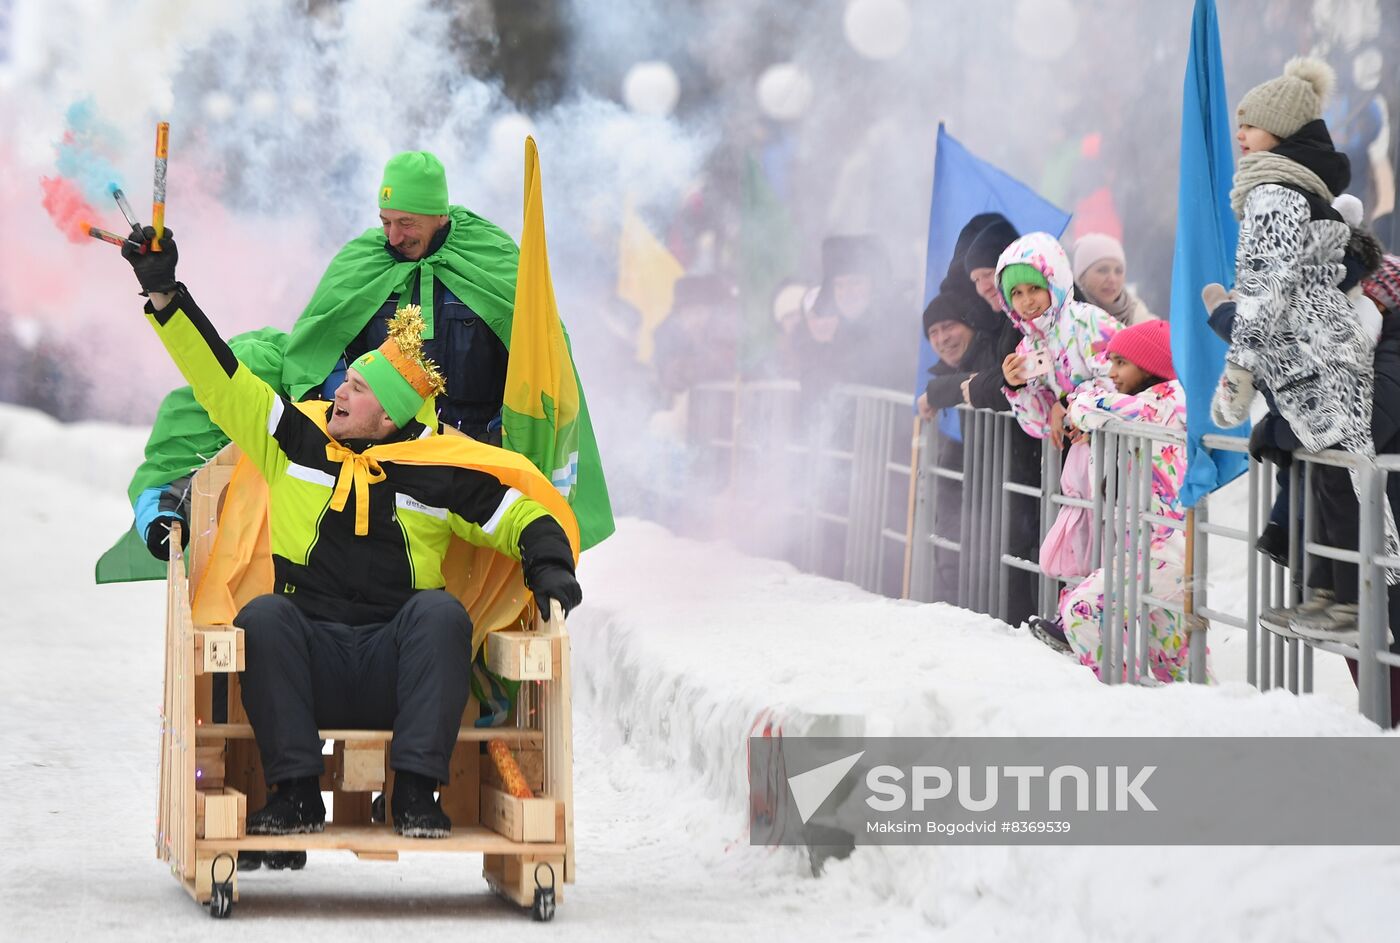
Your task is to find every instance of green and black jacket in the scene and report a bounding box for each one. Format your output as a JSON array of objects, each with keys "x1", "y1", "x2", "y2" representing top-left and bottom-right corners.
[{"x1": 145, "y1": 286, "x2": 575, "y2": 626}]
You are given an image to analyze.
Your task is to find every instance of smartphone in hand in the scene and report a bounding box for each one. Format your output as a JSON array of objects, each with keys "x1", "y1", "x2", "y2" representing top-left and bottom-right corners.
[{"x1": 1021, "y1": 349, "x2": 1053, "y2": 380}]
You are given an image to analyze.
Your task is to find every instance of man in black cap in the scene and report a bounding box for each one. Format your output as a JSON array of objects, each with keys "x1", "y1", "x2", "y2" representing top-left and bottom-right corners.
[
  {"x1": 919, "y1": 214, "x2": 1040, "y2": 624},
  {"x1": 917, "y1": 286, "x2": 1003, "y2": 599}
]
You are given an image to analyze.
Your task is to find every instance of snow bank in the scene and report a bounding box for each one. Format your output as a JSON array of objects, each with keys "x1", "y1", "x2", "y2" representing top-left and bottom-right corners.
[{"x1": 570, "y1": 519, "x2": 1400, "y2": 938}]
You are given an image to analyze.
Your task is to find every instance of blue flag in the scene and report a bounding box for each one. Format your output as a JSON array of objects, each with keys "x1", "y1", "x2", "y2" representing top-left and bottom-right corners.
[
  {"x1": 916, "y1": 124, "x2": 1071, "y2": 441},
  {"x1": 1170, "y1": 0, "x2": 1246, "y2": 507}
]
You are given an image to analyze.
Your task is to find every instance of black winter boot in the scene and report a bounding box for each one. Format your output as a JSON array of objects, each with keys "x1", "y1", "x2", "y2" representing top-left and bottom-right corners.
[
  {"x1": 392, "y1": 771, "x2": 452, "y2": 838},
  {"x1": 1255, "y1": 522, "x2": 1290, "y2": 567},
  {"x1": 1029, "y1": 615, "x2": 1073, "y2": 655},
  {"x1": 247, "y1": 777, "x2": 326, "y2": 835}
]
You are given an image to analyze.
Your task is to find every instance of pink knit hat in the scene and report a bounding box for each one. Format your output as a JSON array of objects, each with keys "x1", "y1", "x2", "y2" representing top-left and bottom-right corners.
[
  {"x1": 1364, "y1": 255, "x2": 1400, "y2": 315},
  {"x1": 1106, "y1": 320, "x2": 1175, "y2": 381},
  {"x1": 1072, "y1": 233, "x2": 1127, "y2": 282}
]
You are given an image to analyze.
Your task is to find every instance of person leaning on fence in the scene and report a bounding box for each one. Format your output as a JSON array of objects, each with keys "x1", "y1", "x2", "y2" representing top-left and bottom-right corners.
[
  {"x1": 1209, "y1": 56, "x2": 1400, "y2": 630},
  {"x1": 996, "y1": 232, "x2": 1120, "y2": 448},
  {"x1": 1071, "y1": 233, "x2": 1160, "y2": 326},
  {"x1": 938, "y1": 213, "x2": 1042, "y2": 625},
  {"x1": 1208, "y1": 60, "x2": 1391, "y2": 519},
  {"x1": 793, "y1": 235, "x2": 893, "y2": 395},
  {"x1": 1205, "y1": 196, "x2": 1387, "y2": 640},
  {"x1": 120, "y1": 226, "x2": 583, "y2": 839},
  {"x1": 959, "y1": 214, "x2": 1024, "y2": 410},
  {"x1": 1048, "y1": 321, "x2": 1200, "y2": 682},
  {"x1": 916, "y1": 291, "x2": 1004, "y2": 600}
]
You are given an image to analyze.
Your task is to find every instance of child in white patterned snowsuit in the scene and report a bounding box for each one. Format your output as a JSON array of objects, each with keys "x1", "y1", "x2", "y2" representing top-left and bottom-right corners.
[
  {"x1": 1210, "y1": 56, "x2": 1398, "y2": 633},
  {"x1": 1058, "y1": 320, "x2": 1201, "y2": 683}
]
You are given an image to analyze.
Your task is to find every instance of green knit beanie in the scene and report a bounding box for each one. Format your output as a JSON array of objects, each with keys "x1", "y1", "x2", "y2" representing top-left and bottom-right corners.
[
  {"x1": 1000, "y1": 263, "x2": 1049, "y2": 305},
  {"x1": 351, "y1": 350, "x2": 424, "y2": 428},
  {"x1": 347, "y1": 305, "x2": 446, "y2": 428},
  {"x1": 378, "y1": 151, "x2": 449, "y2": 215}
]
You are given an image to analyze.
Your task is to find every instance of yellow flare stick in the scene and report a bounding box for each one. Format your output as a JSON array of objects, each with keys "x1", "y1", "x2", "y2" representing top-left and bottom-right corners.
[{"x1": 151, "y1": 122, "x2": 169, "y2": 252}]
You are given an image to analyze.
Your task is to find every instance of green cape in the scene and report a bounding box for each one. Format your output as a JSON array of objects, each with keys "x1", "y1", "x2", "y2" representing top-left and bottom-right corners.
[
  {"x1": 96, "y1": 326, "x2": 289, "y2": 584},
  {"x1": 280, "y1": 205, "x2": 519, "y2": 401}
]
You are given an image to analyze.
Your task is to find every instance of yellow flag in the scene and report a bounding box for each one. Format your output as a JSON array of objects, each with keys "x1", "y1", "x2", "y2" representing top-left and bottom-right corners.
[
  {"x1": 501, "y1": 137, "x2": 582, "y2": 498},
  {"x1": 617, "y1": 200, "x2": 685, "y2": 364}
]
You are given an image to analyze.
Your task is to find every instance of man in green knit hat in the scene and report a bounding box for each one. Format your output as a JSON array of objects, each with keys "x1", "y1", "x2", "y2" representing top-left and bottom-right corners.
[{"x1": 104, "y1": 148, "x2": 613, "y2": 581}]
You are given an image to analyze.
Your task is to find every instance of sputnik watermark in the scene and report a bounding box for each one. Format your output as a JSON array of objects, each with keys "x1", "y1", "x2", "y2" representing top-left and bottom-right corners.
[
  {"x1": 749, "y1": 737, "x2": 1400, "y2": 845},
  {"x1": 865, "y1": 764, "x2": 1156, "y2": 813}
]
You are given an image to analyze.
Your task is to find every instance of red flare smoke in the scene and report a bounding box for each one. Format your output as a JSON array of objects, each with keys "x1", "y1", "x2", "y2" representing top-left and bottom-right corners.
[{"x1": 40, "y1": 176, "x2": 101, "y2": 243}]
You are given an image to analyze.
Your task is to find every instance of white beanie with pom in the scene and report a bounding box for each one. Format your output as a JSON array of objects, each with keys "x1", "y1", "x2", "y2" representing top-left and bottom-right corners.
[{"x1": 1237, "y1": 56, "x2": 1336, "y2": 139}]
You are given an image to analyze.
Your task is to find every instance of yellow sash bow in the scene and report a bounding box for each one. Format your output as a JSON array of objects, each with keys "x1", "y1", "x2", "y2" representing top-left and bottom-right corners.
[{"x1": 325, "y1": 443, "x2": 387, "y2": 535}]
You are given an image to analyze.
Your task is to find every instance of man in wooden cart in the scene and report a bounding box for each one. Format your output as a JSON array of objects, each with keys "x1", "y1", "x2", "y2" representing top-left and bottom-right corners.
[{"x1": 121, "y1": 224, "x2": 583, "y2": 839}]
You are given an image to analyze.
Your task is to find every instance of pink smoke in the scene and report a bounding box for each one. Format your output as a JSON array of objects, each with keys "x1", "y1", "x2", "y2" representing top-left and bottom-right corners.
[{"x1": 39, "y1": 176, "x2": 101, "y2": 243}]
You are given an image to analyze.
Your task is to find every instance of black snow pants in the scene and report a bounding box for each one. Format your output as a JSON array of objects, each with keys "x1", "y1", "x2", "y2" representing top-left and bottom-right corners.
[{"x1": 236, "y1": 590, "x2": 472, "y2": 786}]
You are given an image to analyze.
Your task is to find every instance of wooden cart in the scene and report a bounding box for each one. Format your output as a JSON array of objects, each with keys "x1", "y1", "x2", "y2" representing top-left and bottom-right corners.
[{"x1": 156, "y1": 447, "x2": 576, "y2": 919}]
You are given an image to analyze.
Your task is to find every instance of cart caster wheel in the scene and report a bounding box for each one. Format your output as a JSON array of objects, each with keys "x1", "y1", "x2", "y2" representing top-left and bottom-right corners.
[
  {"x1": 236, "y1": 851, "x2": 262, "y2": 872},
  {"x1": 208, "y1": 889, "x2": 233, "y2": 920},
  {"x1": 531, "y1": 863, "x2": 556, "y2": 922},
  {"x1": 208, "y1": 853, "x2": 236, "y2": 919}
]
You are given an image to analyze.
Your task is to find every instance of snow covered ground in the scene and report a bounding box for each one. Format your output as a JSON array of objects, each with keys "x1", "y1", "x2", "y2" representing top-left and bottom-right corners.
[{"x1": 2, "y1": 402, "x2": 1397, "y2": 940}]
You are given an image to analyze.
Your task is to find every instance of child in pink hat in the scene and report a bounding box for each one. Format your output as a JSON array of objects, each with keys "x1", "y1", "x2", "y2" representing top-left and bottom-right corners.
[{"x1": 1036, "y1": 320, "x2": 1203, "y2": 683}]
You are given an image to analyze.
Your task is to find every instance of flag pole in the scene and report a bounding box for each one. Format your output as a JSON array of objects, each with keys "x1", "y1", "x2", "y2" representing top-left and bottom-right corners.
[{"x1": 901, "y1": 415, "x2": 923, "y2": 599}]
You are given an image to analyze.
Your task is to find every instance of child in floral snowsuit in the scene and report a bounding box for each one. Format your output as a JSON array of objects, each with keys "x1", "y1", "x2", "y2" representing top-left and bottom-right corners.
[
  {"x1": 1058, "y1": 320, "x2": 1198, "y2": 683},
  {"x1": 996, "y1": 232, "x2": 1119, "y2": 447}
]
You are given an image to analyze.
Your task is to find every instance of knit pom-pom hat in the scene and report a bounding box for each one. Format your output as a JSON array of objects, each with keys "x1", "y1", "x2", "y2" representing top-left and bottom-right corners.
[{"x1": 1237, "y1": 56, "x2": 1336, "y2": 139}]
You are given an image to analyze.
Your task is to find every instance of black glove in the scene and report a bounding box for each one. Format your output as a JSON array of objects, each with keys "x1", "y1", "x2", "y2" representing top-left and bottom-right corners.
[
  {"x1": 143, "y1": 476, "x2": 192, "y2": 560},
  {"x1": 1248, "y1": 414, "x2": 1292, "y2": 469},
  {"x1": 144, "y1": 514, "x2": 191, "y2": 561},
  {"x1": 527, "y1": 564, "x2": 582, "y2": 621},
  {"x1": 519, "y1": 517, "x2": 582, "y2": 621},
  {"x1": 121, "y1": 225, "x2": 179, "y2": 295}
]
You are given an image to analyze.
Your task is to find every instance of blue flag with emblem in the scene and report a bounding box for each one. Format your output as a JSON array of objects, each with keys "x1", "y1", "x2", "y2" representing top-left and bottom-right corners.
[
  {"x1": 916, "y1": 124, "x2": 1071, "y2": 441},
  {"x1": 1170, "y1": 0, "x2": 1247, "y2": 507}
]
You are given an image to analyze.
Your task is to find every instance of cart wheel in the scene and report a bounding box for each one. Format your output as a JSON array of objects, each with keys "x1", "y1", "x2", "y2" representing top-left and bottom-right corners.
[
  {"x1": 208, "y1": 853, "x2": 236, "y2": 919},
  {"x1": 531, "y1": 862, "x2": 557, "y2": 922}
]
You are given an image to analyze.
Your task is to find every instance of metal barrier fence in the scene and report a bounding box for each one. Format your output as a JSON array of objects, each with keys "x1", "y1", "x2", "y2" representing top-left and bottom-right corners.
[{"x1": 669, "y1": 380, "x2": 1396, "y2": 725}]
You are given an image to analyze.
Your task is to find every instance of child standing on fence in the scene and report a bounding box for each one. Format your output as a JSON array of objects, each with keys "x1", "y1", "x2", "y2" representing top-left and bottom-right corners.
[
  {"x1": 996, "y1": 232, "x2": 1119, "y2": 448},
  {"x1": 1209, "y1": 55, "x2": 1398, "y2": 630},
  {"x1": 1055, "y1": 320, "x2": 1196, "y2": 682}
]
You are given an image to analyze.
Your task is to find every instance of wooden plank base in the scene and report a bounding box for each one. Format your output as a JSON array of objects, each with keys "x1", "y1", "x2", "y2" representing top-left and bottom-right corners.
[{"x1": 197, "y1": 824, "x2": 565, "y2": 856}]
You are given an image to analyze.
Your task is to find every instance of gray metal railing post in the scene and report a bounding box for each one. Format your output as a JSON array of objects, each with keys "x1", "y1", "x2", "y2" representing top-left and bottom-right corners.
[
  {"x1": 1040, "y1": 436, "x2": 1059, "y2": 618},
  {"x1": 1246, "y1": 456, "x2": 1261, "y2": 688},
  {"x1": 1122, "y1": 429, "x2": 1144, "y2": 684},
  {"x1": 1135, "y1": 436, "x2": 1154, "y2": 682},
  {"x1": 958, "y1": 411, "x2": 977, "y2": 608},
  {"x1": 997, "y1": 414, "x2": 1013, "y2": 622},
  {"x1": 990, "y1": 412, "x2": 1007, "y2": 621},
  {"x1": 1357, "y1": 461, "x2": 1388, "y2": 726},
  {"x1": 1099, "y1": 432, "x2": 1120, "y2": 685},
  {"x1": 978, "y1": 410, "x2": 996, "y2": 613},
  {"x1": 1189, "y1": 496, "x2": 1210, "y2": 684}
]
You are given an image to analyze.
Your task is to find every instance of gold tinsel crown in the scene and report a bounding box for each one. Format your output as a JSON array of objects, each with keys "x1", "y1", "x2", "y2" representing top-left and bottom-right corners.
[{"x1": 379, "y1": 304, "x2": 447, "y2": 398}]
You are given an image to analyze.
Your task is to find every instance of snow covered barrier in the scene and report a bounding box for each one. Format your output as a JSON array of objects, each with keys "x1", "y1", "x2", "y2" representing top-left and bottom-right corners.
[{"x1": 567, "y1": 519, "x2": 1384, "y2": 828}]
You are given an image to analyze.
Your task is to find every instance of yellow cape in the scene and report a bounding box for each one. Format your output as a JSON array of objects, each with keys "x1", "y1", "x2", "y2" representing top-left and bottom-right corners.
[{"x1": 190, "y1": 402, "x2": 580, "y2": 655}]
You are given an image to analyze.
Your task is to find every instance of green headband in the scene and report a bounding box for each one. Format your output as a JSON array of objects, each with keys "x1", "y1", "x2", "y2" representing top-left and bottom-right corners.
[
  {"x1": 349, "y1": 350, "x2": 425, "y2": 428},
  {"x1": 1000, "y1": 263, "x2": 1049, "y2": 305},
  {"x1": 378, "y1": 151, "x2": 449, "y2": 215}
]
